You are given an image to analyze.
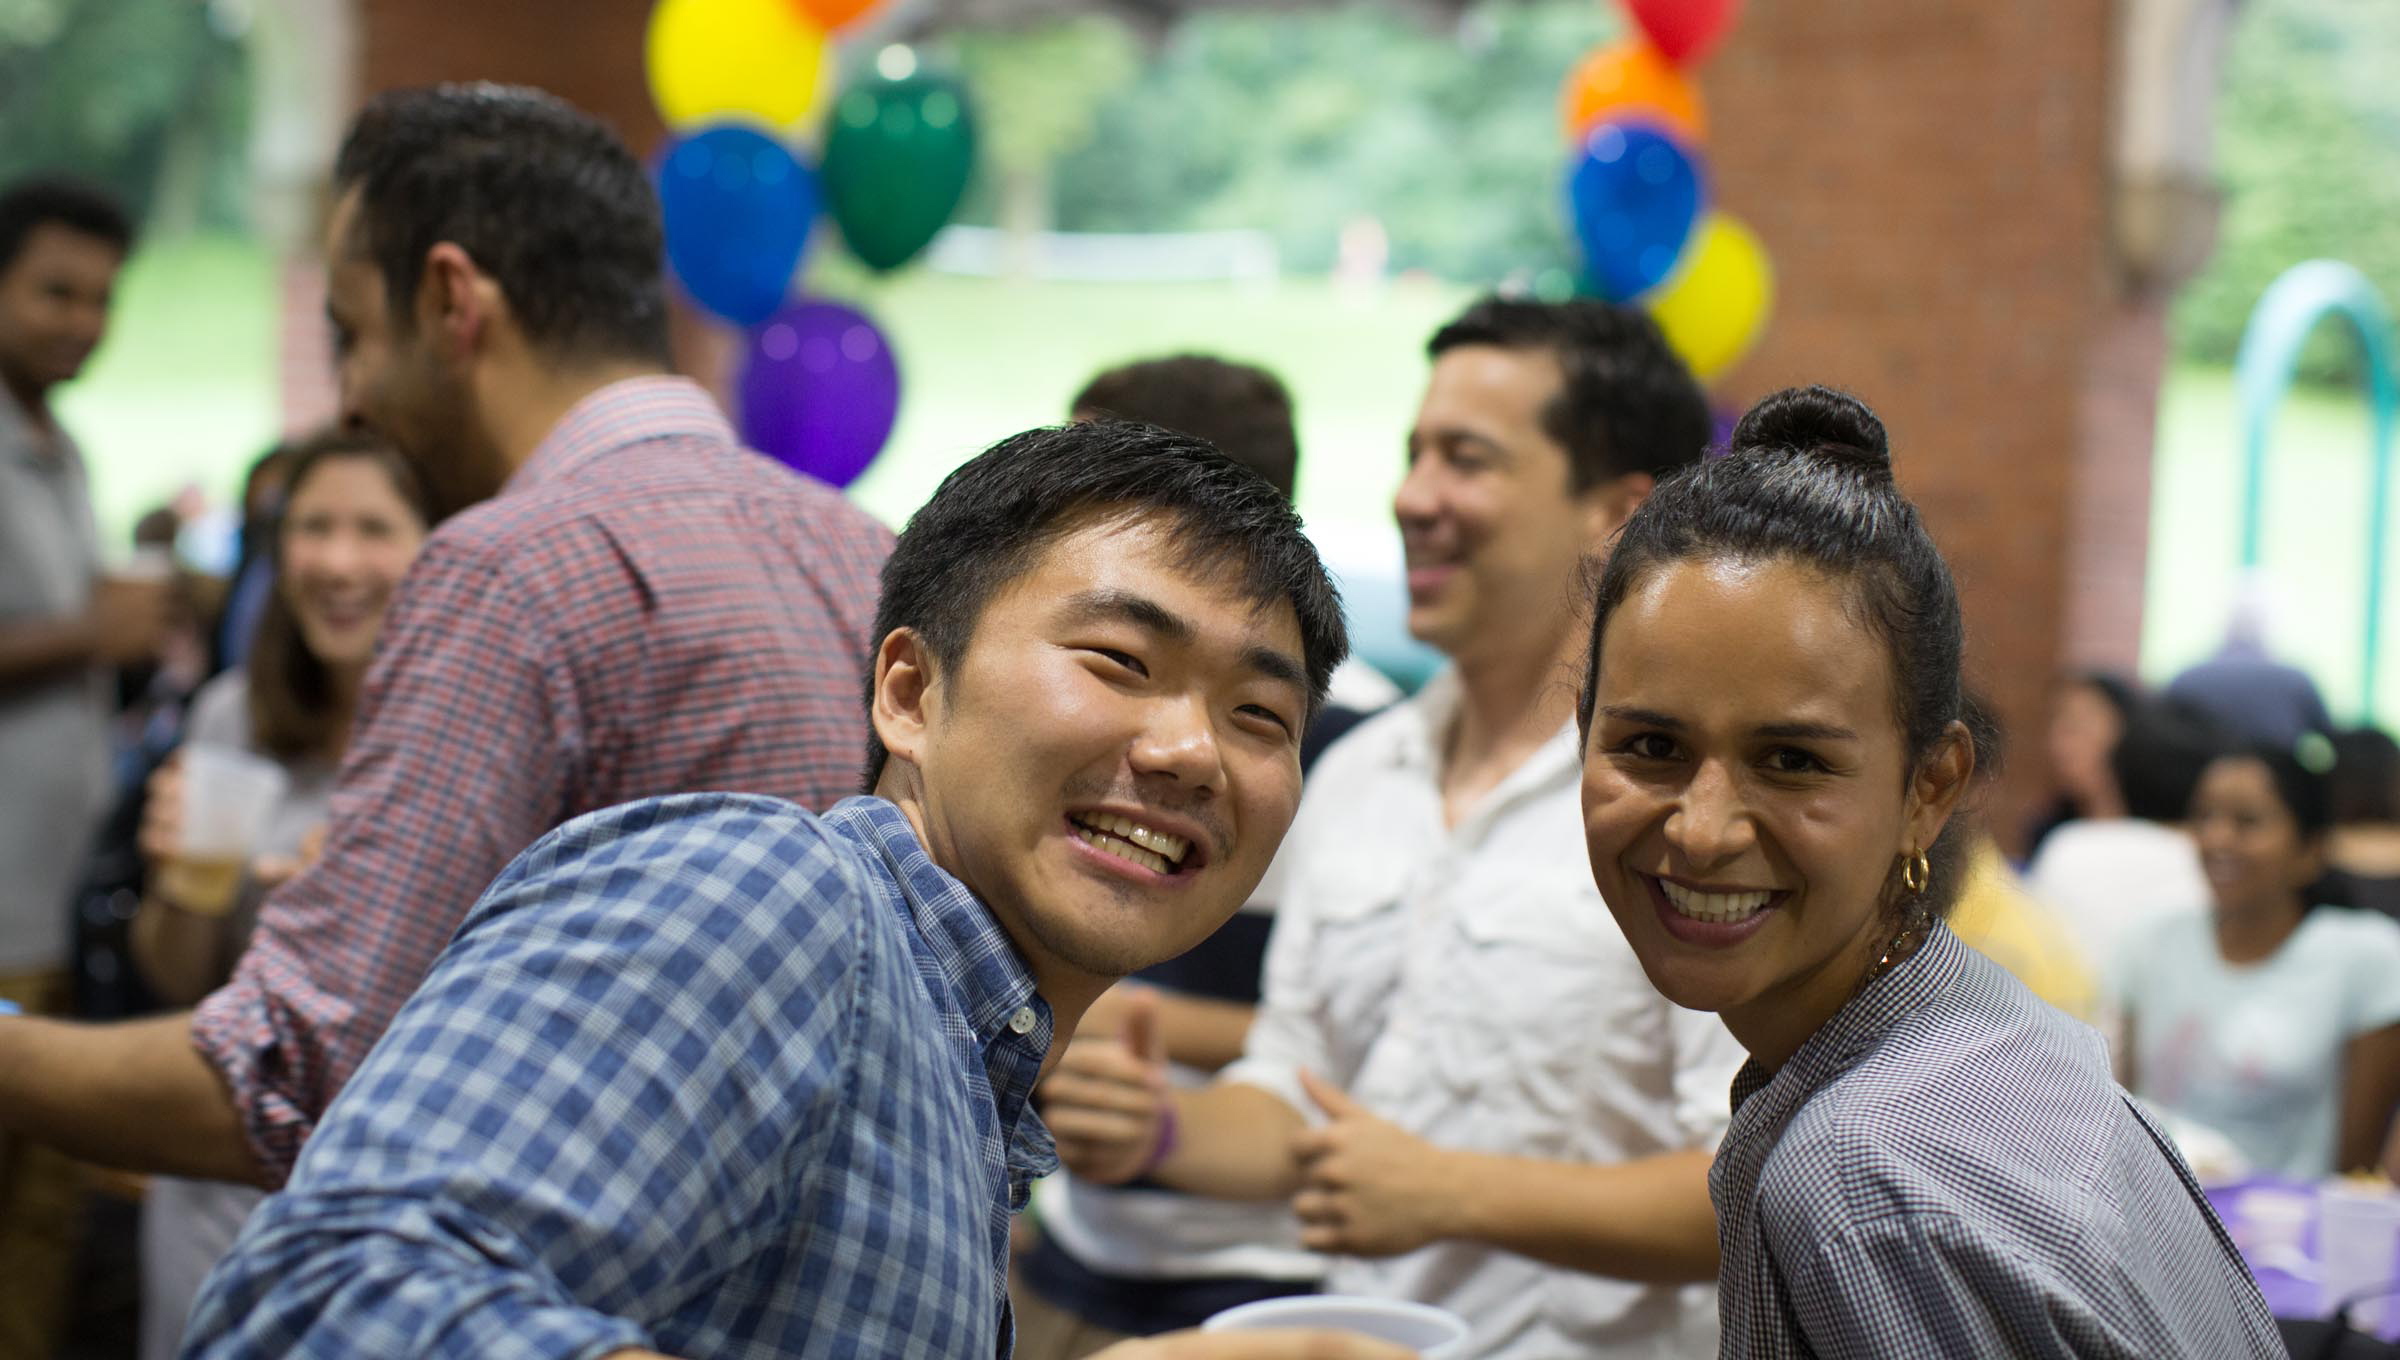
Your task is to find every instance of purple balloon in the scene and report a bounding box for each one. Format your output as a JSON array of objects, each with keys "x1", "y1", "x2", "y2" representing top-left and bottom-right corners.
[{"x1": 739, "y1": 300, "x2": 900, "y2": 489}]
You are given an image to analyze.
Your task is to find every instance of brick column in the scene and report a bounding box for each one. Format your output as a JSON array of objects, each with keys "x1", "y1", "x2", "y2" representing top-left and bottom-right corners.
[{"x1": 1700, "y1": 1, "x2": 2116, "y2": 845}]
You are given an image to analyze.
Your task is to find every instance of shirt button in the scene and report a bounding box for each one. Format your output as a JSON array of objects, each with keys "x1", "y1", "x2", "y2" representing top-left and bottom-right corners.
[{"x1": 1008, "y1": 1007, "x2": 1038, "y2": 1035}]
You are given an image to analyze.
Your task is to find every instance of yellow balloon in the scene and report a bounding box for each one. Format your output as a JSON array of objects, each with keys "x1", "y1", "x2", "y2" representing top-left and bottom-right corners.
[
  {"x1": 647, "y1": 0, "x2": 828, "y2": 132},
  {"x1": 1646, "y1": 213, "x2": 1774, "y2": 383}
]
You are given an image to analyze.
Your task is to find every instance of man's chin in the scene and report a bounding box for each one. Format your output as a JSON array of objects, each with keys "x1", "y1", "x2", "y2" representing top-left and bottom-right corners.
[
  {"x1": 1034, "y1": 908, "x2": 1197, "y2": 983},
  {"x1": 1402, "y1": 606, "x2": 1464, "y2": 655}
]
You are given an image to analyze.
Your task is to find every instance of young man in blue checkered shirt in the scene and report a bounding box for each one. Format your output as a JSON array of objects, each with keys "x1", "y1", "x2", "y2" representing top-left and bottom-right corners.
[{"x1": 178, "y1": 423, "x2": 1407, "y2": 1360}]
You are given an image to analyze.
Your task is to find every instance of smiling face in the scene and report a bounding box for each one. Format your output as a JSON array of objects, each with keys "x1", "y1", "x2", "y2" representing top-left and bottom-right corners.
[
  {"x1": 1580, "y1": 556, "x2": 1967, "y2": 1065},
  {"x1": 1397, "y1": 345, "x2": 1627, "y2": 666},
  {"x1": 0, "y1": 223, "x2": 122, "y2": 402},
  {"x1": 875, "y1": 513, "x2": 1311, "y2": 1001},
  {"x1": 2191, "y1": 755, "x2": 2321, "y2": 921},
  {"x1": 278, "y1": 453, "x2": 429, "y2": 672}
]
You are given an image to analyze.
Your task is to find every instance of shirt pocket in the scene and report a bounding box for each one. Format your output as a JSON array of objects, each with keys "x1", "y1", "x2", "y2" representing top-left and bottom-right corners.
[
  {"x1": 1286, "y1": 856, "x2": 1411, "y2": 1086},
  {"x1": 1431, "y1": 879, "x2": 1666, "y2": 1143}
]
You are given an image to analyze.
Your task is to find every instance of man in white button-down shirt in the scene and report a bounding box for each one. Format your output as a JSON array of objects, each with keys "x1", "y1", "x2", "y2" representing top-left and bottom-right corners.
[{"x1": 1044, "y1": 298, "x2": 1744, "y2": 1359}]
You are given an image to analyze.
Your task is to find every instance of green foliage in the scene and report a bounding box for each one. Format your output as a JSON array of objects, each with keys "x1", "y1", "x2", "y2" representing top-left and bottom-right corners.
[
  {"x1": 950, "y1": 16, "x2": 1142, "y2": 180},
  {"x1": 942, "y1": 1, "x2": 1614, "y2": 283},
  {"x1": 2171, "y1": 0, "x2": 2400, "y2": 384},
  {"x1": 0, "y1": 0, "x2": 251, "y2": 231}
]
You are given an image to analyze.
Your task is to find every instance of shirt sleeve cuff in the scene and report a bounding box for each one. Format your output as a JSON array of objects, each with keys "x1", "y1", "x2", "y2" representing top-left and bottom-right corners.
[{"x1": 1215, "y1": 1057, "x2": 1312, "y2": 1123}]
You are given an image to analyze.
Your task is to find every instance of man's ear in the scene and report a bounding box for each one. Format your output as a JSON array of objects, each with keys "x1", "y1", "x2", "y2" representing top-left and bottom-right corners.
[
  {"x1": 1583, "y1": 470, "x2": 1656, "y2": 549},
  {"x1": 1905, "y1": 718, "x2": 1977, "y2": 855},
  {"x1": 418, "y1": 242, "x2": 492, "y2": 359},
  {"x1": 871, "y1": 628, "x2": 939, "y2": 773}
]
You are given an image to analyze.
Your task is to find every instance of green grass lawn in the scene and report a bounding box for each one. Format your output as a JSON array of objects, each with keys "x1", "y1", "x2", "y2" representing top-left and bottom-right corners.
[
  {"x1": 835, "y1": 265, "x2": 1474, "y2": 537},
  {"x1": 48, "y1": 233, "x2": 2400, "y2": 718},
  {"x1": 53, "y1": 234, "x2": 281, "y2": 556}
]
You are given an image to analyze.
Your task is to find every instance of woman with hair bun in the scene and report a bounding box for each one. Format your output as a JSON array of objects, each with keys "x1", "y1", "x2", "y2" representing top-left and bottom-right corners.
[{"x1": 1578, "y1": 387, "x2": 2278, "y2": 1356}]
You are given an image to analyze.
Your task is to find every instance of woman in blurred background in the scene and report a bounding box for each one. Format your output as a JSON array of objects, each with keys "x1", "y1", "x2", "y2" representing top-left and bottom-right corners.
[
  {"x1": 130, "y1": 429, "x2": 430, "y2": 1360},
  {"x1": 2116, "y1": 745, "x2": 2400, "y2": 1179},
  {"x1": 2024, "y1": 669, "x2": 2138, "y2": 857}
]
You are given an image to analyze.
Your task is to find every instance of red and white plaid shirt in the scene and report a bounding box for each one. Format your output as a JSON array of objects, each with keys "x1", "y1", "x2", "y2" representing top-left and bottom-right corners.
[{"x1": 191, "y1": 377, "x2": 895, "y2": 1181}]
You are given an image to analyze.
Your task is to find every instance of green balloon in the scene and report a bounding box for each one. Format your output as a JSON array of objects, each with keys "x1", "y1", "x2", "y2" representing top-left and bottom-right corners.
[{"x1": 822, "y1": 73, "x2": 976, "y2": 273}]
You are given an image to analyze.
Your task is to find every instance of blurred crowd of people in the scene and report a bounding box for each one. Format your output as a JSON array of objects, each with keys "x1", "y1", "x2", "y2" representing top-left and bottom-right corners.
[{"x1": 0, "y1": 80, "x2": 2392, "y2": 1360}]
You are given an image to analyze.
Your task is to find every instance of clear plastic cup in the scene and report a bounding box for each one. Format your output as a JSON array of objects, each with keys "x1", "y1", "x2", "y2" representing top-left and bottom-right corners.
[
  {"x1": 1201, "y1": 1295, "x2": 1470, "y2": 1359},
  {"x1": 2319, "y1": 1182, "x2": 2400, "y2": 1339},
  {"x1": 159, "y1": 743, "x2": 288, "y2": 916},
  {"x1": 2234, "y1": 1184, "x2": 2315, "y2": 1264}
]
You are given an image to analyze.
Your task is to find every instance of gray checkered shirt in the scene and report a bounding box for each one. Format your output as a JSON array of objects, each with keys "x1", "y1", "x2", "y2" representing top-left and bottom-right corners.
[{"x1": 1710, "y1": 923, "x2": 2283, "y2": 1357}]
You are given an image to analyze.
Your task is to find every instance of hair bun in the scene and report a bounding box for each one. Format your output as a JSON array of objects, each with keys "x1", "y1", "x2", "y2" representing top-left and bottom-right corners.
[{"x1": 1729, "y1": 385, "x2": 1892, "y2": 482}]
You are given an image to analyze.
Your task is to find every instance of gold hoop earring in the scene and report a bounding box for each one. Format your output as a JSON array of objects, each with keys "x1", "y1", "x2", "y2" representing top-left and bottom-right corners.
[{"x1": 1900, "y1": 848, "x2": 1931, "y2": 897}]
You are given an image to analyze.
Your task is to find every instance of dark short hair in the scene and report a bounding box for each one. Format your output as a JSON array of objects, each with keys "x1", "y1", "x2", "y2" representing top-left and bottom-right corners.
[
  {"x1": 2329, "y1": 727, "x2": 2400, "y2": 824},
  {"x1": 0, "y1": 176, "x2": 133, "y2": 276},
  {"x1": 863, "y1": 421, "x2": 1348, "y2": 788},
  {"x1": 1579, "y1": 386, "x2": 1977, "y2": 915},
  {"x1": 1428, "y1": 296, "x2": 1711, "y2": 492},
  {"x1": 245, "y1": 431, "x2": 435, "y2": 761},
  {"x1": 2111, "y1": 697, "x2": 2229, "y2": 823},
  {"x1": 332, "y1": 84, "x2": 668, "y2": 364},
  {"x1": 1072, "y1": 356, "x2": 1301, "y2": 501}
]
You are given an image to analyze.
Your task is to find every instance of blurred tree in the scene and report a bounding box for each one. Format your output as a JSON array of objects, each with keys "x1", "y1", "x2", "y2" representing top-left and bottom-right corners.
[
  {"x1": 0, "y1": 0, "x2": 251, "y2": 232},
  {"x1": 943, "y1": 0, "x2": 1611, "y2": 284},
  {"x1": 2172, "y1": 0, "x2": 2400, "y2": 384},
  {"x1": 949, "y1": 15, "x2": 1141, "y2": 269}
]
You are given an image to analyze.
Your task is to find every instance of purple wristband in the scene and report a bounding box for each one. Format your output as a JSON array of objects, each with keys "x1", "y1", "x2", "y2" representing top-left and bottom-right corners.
[{"x1": 1139, "y1": 1101, "x2": 1179, "y2": 1176}]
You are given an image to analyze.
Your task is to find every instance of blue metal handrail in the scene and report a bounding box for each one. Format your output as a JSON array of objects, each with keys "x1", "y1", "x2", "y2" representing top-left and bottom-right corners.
[{"x1": 2234, "y1": 259, "x2": 2397, "y2": 720}]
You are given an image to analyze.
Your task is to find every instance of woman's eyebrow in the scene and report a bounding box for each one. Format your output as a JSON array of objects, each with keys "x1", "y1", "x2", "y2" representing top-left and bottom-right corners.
[
  {"x1": 1755, "y1": 721, "x2": 1859, "y2": 742},
  {"x1": 1598, "y1": 707, "x2": 1859, "y2": 744}
]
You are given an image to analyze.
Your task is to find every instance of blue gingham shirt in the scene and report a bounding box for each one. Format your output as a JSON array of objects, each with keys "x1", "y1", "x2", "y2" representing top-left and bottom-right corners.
[
  {"x1": 182, "y1": 794, "x2": 1058, "y2": 1359},
  {"x1": 1711, "y1": 922, "x2": 2283, "y2": 1358}
]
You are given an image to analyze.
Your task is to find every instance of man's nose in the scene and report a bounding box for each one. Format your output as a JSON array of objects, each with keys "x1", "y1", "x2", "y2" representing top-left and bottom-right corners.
[
  {"x1": 1393, "y1": 459, "x2": 1440, "y2": 525},
  {"x1": 1129, "y1": 692, "x2": 1226, "y2": 796}
]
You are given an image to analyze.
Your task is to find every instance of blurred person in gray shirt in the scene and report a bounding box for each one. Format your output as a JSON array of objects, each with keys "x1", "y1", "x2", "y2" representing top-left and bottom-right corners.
[{"x1": 0, "y1": 173, "x2": 166, "y2": 1360}]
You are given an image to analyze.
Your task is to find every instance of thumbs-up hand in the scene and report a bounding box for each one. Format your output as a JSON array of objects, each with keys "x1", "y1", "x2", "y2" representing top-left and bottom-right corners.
[
  {"x1": 1289, "y1": 1070, "x2": 1458, "y2": 1259},
  {"x1": 1040, "y1": 987, "x2": 1173, "y2": 1185}
]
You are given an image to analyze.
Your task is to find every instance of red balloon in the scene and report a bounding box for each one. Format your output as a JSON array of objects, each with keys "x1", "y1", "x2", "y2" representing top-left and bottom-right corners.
[{"x1": 1625, "y1": 0, "x2": 1744, "y2": 66}]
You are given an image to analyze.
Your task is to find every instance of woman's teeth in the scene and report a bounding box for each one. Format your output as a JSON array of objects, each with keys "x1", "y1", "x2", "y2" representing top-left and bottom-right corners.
[
  {"x1": 1658, "y1": 879, "x2": 1773, "y2": 923},
  {"x1": 1072, "y1": 812, "x2": 1190, "y2": 875}
]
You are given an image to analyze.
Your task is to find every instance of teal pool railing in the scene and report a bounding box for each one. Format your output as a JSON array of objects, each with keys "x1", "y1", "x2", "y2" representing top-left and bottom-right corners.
[{"x1": 2233, "y1": 259, "x2": 2397, "y2": 721}]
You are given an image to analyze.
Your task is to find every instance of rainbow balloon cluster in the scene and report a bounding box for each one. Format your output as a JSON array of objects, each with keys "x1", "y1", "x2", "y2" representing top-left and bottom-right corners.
[
  {"x1": 646, "y1": 0, "x2": 976, "y2": 486},
  {"x1": 1560, "y1": 0, "x2": 1771, "y2": 384}
]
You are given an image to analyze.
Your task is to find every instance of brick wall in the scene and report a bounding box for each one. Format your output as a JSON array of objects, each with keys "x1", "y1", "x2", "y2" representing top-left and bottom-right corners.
[
  {"x1": 1701, "y1": 2, "x2": 2126, "y2": 845},
  {"x1": 359, "y1": 0, "x2": 667, "y2": 156}
]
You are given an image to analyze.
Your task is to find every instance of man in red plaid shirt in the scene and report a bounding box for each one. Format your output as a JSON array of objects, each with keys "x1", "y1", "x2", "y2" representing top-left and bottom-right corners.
[{"x1": 0, "y1": 85, "x2": 893, "y2": 1190}]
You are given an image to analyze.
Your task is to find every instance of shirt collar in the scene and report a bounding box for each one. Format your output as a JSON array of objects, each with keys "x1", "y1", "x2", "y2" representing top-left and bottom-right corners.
[
  {"x1": 820, "y1": 797, "x2": 1059, "y2": 1181},
  {"x1": 501, "y1": 375, "x2": 736, "y2": 495},
  {"x1": 1725, "y1": 920, "x2": 1969, "y2": 1141},
  {"x1": 1389, "y1": 666, "x2": 1584, "y2": 806},
  {"x1": 0, "y1": 384, "x2": 58, "y2": 467}
]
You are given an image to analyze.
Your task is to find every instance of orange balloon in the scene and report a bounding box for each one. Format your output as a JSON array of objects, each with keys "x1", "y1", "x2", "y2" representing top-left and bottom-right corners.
[
  {"x1": 1560, "y1": 39, "x2": 1707, "y2": 144},
  {"x1": 788, "y1": 0, "x2": 881, "y2": 31}
]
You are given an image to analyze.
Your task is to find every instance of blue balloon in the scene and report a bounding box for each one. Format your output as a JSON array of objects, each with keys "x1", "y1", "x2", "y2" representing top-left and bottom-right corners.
[
  {"x1": 658, "y1": 125, "x2": 819, "y2": 325},
  {"x1": 1567, "y1": 121, "x2": 1705, "y2": 302}
]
